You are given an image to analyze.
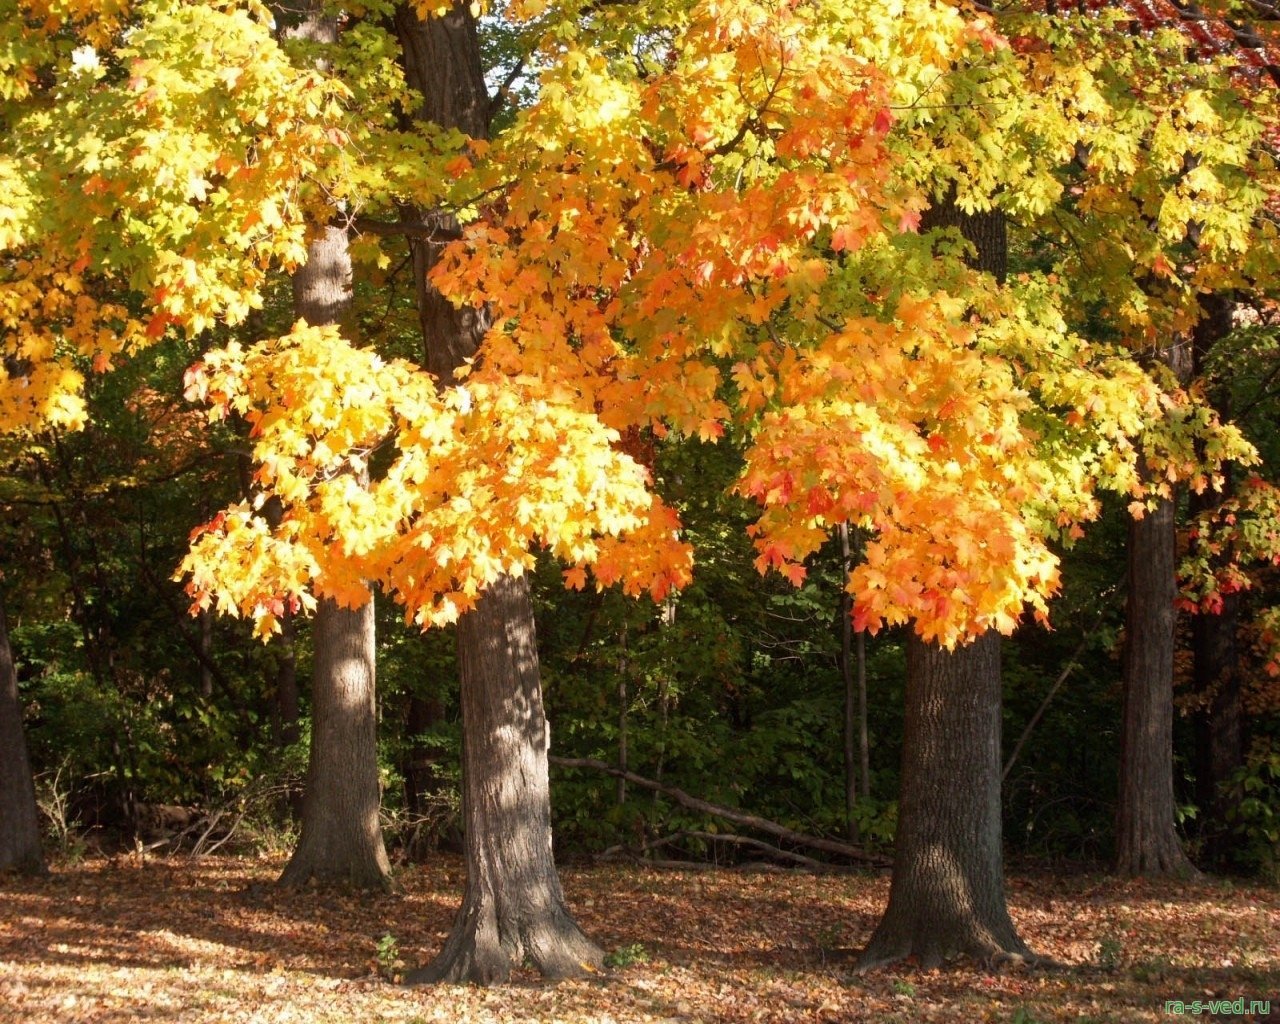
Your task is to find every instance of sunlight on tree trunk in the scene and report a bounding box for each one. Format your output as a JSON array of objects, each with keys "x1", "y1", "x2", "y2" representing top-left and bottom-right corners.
[
  {"x1": 395, "y1": 0, "x2": 602, "y2": 983},
  {"x1": 273, "y1": 2, "x2": 389, "y2": 891}
]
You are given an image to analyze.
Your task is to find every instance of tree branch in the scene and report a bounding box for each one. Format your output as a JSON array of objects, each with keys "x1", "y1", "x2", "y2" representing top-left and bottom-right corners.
[{"x1": 549, "y1": 755, "x2": 891, "y2": 865}]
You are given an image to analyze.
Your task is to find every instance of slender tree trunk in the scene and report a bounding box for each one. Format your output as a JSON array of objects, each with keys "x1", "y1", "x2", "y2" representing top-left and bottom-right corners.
[
  {"x1": 858, "y1": 627, "x2": 870, "y2": 801},
  {"x1": 1189, "y1": 295, "x2": 1244, "y2": 869},
  {"x1": 838, "y1": 522, "x2": 860, "y2": 843},
  {"x1": 1116, "y1": 486, "x2": 1199, "y2": 876},
  {"x1": 617, "y1": 625, "x2": 628, "y2": 807},
  {"x1": 274, "y1": 3, "x2": 389, "y2": 890},
  {"x1": 275, "y1": 608, "x2": 300, "y2": 749},
  {"x1": 1192, "y1": 588, "x2": 1242, "y2": 868},
  {"x1": 395, "y1": 1, "x2": 602, "y2": 982},
  {"x1": 857, "y1": 633, "x2": 1031, "y2": 969},
  {"x1": 401, "y1": 687, "x2": 445, "y2": 816},
  {"x1": 279, "y1": 598, "x2": 390, "y2": 889},
  {"x1": 1115, "y1": 331, "x2": 1199, "y2": 879},
  {"x1": 0, "y1": 593, "x2": 45, "y2": 876}
]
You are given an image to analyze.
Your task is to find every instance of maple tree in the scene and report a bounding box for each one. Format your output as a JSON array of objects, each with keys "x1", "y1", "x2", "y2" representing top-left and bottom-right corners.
[
  {"x1": 270, "y1": 0, "x2": 391, "y2": 893},
  {"x1": 1008, "y1": 4, "x2": 1280, "y2": 877}
]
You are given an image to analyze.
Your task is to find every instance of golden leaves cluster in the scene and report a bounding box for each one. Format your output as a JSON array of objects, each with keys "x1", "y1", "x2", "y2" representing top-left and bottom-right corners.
[
  {"x1": 179, "y1": 324, "x2": 691, "y2": 637},
  {"x1": 2, "y1": 1, "x2": 348, "y2": 435}
]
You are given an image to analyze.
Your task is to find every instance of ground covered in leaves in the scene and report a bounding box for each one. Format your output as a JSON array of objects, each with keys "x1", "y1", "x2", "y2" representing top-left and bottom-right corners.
[{"x1": 1, "y1": 855, "x2": 1276, "y2": 1023}]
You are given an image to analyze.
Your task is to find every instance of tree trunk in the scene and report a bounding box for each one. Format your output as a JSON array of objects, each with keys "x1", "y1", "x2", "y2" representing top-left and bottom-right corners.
[
  {"x1": 401, "y1": 687, "x2": 445, "y2": 816},
  {"x1": 858, "y1": 187, "x2": 1031, "y2": 969},
  {"x1": 395, "y1": 1, "x2": 602, "y2": 983},
  {"x1": 406, "y1": 575, "x2": 603, "y2": 983},
  {"x1": 1116, "y1": 489, "x2": 1199, "y2": 876},
  {"x1": 274, "y1": 3, "x2": 389, "y2": 890},
  {"x1": 1192, "y1": 589, "x2": 1242, "y2": 868},
  {"x1": 838, "y1": 522, "x2": 860, "y2": 842},
  {"x1": 1115, "y1": 329, "x2": 1199, "y2": 879},
  {"x1": 1189, "y1": 295, "x2": 1244, "y2": 870},
  {"x1": 279, "y1": 598, "x2": 390, "y2": 889},
  {"x1": 0, "y1": 592, "x2": 46, "y2": 876},
  {"x1": 857, "y1": 632, "x2": 1032, "y2": 969}
]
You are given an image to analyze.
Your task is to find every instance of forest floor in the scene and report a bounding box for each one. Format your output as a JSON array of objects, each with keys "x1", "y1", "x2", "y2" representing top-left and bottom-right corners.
[{"x1": 0, "y1": 855, "x2": 1276, "y2": 1023}]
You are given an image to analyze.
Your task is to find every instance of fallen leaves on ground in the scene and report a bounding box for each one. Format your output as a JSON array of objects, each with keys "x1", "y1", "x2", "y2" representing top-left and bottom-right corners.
[{"x1": 1, "y1": 855, "x2": 1276, "y2": 1023}]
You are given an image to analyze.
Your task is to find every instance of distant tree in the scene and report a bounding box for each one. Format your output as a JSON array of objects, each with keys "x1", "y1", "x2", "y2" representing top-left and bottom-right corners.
[{"x1": 0, "y1": 593, "x2": 44, "y2": 876}]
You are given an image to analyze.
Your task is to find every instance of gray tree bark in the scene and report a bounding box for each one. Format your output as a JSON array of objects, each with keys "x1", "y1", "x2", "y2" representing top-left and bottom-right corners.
[
  {"x1": 275, "y1": 3, "x2": 390, "y2": 891},
  {"x1": 395, "y1": 1, "x2": 603, "y2": 983},
  {"x1": 1116, "y1": 486, "x2": 1198, "y2": 876},
  {"x1": 0, "y1": 592, "x2": 46, "y2": 875},
  {"x1": 406, "y1": 576, "x2": 602, "y2": 982}
]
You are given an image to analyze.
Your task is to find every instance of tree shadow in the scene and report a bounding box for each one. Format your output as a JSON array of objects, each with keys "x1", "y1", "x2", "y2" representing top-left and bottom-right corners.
[{"x1": 0, "y1": 856, "x2": 458, "y2": 978}]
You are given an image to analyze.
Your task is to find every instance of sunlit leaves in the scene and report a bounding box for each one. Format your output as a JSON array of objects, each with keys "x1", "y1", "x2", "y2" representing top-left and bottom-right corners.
[
  {"x1": 1, "y1": 0, "x2": 348, "y2": 435},
  {"x1": 179, "y1": 324, "x2": 691, "y2": 637}
]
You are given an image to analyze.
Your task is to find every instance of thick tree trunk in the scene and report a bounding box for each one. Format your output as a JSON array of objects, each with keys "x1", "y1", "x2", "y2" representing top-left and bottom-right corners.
[
  {"x1": 857, "y1": 633, "x2": 1032, "y2": 970},
  {"x1": 274, "y1": 5, "x2": 389, "y2": 889},
  {"x1": 395, "y1": 1, "x2": 601, "y2": 983},
  {"x1": 858, "y1": 186, "x2": 1030, "y2": 970},
  {"x1": 406, "y1": 575, "x2": 602, "y2": 983},
  {"x1": 1116, "y1": 490, "x2": 1199, "y2": 877},
  {"x1": 0, "y1": 593, "x2": 46, "y2": 876},
  {"x1": 276, "y1": 230, "x2": 390, "y2": 889}
]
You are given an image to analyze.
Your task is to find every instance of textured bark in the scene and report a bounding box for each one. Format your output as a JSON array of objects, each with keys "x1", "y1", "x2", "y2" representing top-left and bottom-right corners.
[
  {"x1": 394, "y1": 1, "x2": 490, "y2": 383},
  {"x1": 1116, "y1": 490, "x2": 1199, "y2": 877},
  {"x1": 279, "y1": 598, "x2": 390, "y2": 889},
  {"x1": 857, "y1": 633, "x2": 1032, "y2": 970},
  {"x1": 1115, "y1": 332, "x2": 1199, "y2": 878},
  {"x1": 405, "y1": 576, "x2": 602, "y2": 983},
  {"x1": 395, "y1": 2, "x2": 601, "y2": 983},
  {"x1": 275, "y1": 1, "x2": 389, "y2": 891},
  {"x1": 0, "y1": 593, "x2": 46, "y2": 876},
  {"x1": 918, "y1": 199, "x2": 1007, "y2": 284}
]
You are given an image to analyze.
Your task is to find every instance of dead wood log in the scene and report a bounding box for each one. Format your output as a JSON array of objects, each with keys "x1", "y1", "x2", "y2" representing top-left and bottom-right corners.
[{"x1": 549, "y1": 755, "x2": 891, "y2": 867}]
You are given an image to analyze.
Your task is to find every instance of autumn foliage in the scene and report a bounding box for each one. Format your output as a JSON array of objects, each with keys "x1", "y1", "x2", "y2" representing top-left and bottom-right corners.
[{"x1": 0, "y1": 0, "x2": 1276, "y2": 649}]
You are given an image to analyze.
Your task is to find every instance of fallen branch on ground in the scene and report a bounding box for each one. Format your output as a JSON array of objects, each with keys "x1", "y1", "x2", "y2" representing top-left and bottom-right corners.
[{"x1": 549, "y1": 755, "x2": 891, "y2": 867}]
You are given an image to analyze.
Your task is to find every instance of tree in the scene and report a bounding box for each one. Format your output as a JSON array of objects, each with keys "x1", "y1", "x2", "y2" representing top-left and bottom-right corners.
[
  {"x1": 390, "y1": 2, "x2": 603, "y2": 981},
  {"x1": 0, "y1": 591, "x2": 45, "y2": 875},
  {"x1": 1118, "y1": 375, "x2": 1202, "y2": 877},
  {"x1": 176, "y1": 0, "x2": 1256, "y2": 971},
  {"x1": 857, "y1": 196, "x2": 1038, "y2": 967},
  {"x1": 273, "y1": 1, "x2": 391, "y2": 893},
  {"x1": 1011, "y1": 8, "x2": 1280, "y2": 878}
]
